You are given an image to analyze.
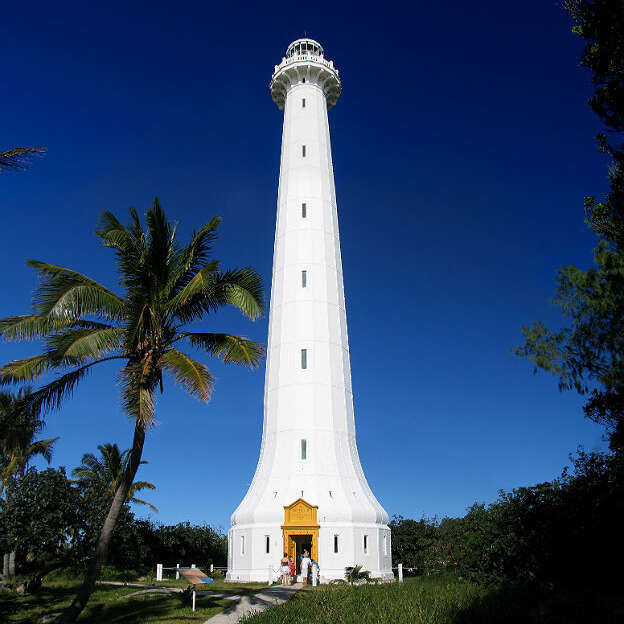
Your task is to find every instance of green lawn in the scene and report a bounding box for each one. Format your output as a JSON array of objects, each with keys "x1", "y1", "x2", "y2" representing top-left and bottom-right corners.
[
  {"x1": 0, "y1": 575, "x2": 267, "y2": 624},
  {"x1": 3, "y1": 573, "x2": 622, "y2": 624},
  {"x1": 239, "y1": 576, "x2": 624, "y2": 624}
]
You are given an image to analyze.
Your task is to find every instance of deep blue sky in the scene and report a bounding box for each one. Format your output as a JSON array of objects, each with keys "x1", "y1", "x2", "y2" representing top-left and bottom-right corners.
[{"x1": 1, "y1": 0, "x2": 609, "y2": 530}]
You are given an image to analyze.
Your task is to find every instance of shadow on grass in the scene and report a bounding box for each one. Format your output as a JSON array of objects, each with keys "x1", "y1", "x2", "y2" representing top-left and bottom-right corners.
[
  {"x1": 451, "y1": 583, "x2": 624, "y2": 624},
  {"x1": 0, "y1": 581, "x2": 234, "y2": 624}
]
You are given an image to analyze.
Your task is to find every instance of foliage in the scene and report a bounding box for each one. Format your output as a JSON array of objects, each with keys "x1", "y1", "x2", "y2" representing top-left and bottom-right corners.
[
  {"x1": 0, "y1": 198, "x2": 264, "y2": 620},
  {"x1": 0, "y1": 468, "x2": 82, "y2": 585},
  {"x1": 0, "y1": 387, "x2": 58, "y2": 496},
  {"x1": 0, "y1": 147, "x2": 46, "y2": 172},
  {"x1": 391, "y1": 450, "x2": 624, "y2": 594},
  {"x1": 0, "y1": 464, "x2": 228, "y2": 588},
  {"x1": 388, "y1": 515, "x2": 447, "y2": 573},
  {"x1": 72, "y1": 443, "x2": 158, "y2": 512},
  {"x1": 517, "y1": 0, "x2": 624, "y2": 450},
  {"x1": 344, "y1": 565, "x2": 370, "y2": 584}
]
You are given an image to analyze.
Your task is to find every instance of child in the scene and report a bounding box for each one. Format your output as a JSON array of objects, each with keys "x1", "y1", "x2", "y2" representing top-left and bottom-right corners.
[{"x1": 310, "y1": 559, "x2": 320, "y2": 586}]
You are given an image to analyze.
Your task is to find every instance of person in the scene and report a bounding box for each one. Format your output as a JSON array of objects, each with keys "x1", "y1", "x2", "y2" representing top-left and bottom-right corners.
[
  {"x1": 300, "y1": 549, "x2": 311, "y2": 585},
  {"x1": 280, "y1": 553, "x2": 290, "y2": 585},
  {"x1": 310, "y1": 559, "x2": 319, "y2": 586},
  {"x1": 288, "y1": 556, "x2": 295, "y2": 584}
]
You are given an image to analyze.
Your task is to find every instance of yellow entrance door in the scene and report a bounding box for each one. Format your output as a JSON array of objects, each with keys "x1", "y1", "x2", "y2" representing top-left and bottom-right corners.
[{"x1": 281, "y1": 498, "x2": 320, "y2": 566}]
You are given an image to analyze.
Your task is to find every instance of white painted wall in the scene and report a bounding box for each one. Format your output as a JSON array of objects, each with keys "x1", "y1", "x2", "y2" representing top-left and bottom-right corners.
[{"x1": 227, "y1": 40, "x2": 393, "y2": 582}]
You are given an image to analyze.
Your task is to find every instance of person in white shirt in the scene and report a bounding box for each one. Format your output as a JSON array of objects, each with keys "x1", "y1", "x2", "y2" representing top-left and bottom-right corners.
[{"x1": 300, "y1": 549, "x2": 311, "y2": 585}]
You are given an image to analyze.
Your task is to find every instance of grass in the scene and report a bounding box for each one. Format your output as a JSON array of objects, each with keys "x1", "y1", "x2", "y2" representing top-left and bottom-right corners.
[
  {"x1": 0, "y1": 572, "x2": 268, "y2": 624},
  {"x1": 3, "y1": 572, "x2": 623, "y2": 624},
  {"x1": 239, "y1": 575, "x2": 624, "y2": 624}
]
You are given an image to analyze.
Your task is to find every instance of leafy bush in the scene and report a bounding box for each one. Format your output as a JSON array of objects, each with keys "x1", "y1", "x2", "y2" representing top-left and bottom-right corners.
[
  {"x1": 391, "y1": 450, "x2": 624, "y2": 592},
  {"x1": 345, "y1": 565, "x2": 370, "y2": 584}
]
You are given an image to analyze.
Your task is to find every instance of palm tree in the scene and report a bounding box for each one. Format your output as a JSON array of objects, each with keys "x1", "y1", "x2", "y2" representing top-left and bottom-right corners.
[
  {"x1": 0, "y1": 147, "x2": 46, "y2": 172},
  {"x1": 0, "y1": 198, "x2": 264, "y2": 620},
  {"x1": 73, "y1": 442, "x2": 158, "y2": 512},
  {"x1": 0, "y1": 387, "x2": 59, "y2": 496}
]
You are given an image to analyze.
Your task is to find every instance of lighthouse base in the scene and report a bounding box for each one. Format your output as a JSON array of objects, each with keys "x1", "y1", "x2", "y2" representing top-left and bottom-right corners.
[{"x1": 225, "y1": 523, "x2": 394, "y2": 583}]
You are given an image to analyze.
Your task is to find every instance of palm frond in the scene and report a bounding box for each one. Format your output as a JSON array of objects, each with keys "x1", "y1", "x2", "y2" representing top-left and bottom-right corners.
[
  {"x1": 0, "y1": 146, "x2": 46, "y2": 172},
  {"x1": 214, "y1": 268, "x2": 265, "y2": 320},
  {"x1": 161, "y1": 348, "x2": 213, "y2": 402},
  {"x1": 27, "y1": 437, "x2": 59, "y2": 464},
  {"x1": 27, "y1": 260, "x2": 125, "y2": 320},
  {"x1": 185, "y1": 333, "x2": 264, "y2": 368},
  {"x1": 23, "y1": 356, "x2": 123, "y2": 413},
  {"x1": 95, "y1": 211, "x2": 134, "y2": 251},
  {"x1": 146, "y1": 197, "x2": 174, "y2": 288},
  {"x1": 165, "y1": 260, "x2": 220, "y2": 312},
  {"x1": 168, "y1": 216, "x2": 221, "y2": 294},
  {"x1": 0, "y1": 355, "x2": 51, "y2": 385},
  {"x1": 0, "y1": 315, "x2": 113, "y2": 341},
  {"x1": 45, "y1": 327, "x2": 124, "y2": 364},
  {"x1": 129, "y1": 496, "x2": 159, "y2": 513},
  {"x1": 120, "y1": 359, "x2": 157, "y2": 426}
]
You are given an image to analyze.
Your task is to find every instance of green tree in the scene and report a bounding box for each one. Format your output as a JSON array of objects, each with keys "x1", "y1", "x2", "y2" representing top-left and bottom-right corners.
[
  {"x1": 72, "y1": 443, "x2": 158, "y2": 512},
  {"x1": 0, "y1": 468, "x2": 82, "y2": 592},
  {"x1": 0, "y1": 147, "x2": 46, "y2": 172},
  {"x1": 517, "y1": 0, "x2": 624, "y2": 450},
  {"x1": 0, "y1": 387, "x2": 58, "y2": 497},
  {"x1": 0, "y1": 198, "x2": 264, "y2": 621}
]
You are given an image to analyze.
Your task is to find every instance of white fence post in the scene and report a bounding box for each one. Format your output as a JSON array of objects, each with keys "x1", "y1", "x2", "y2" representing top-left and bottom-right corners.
[
  {"x1": 176, "y1": 563, "x2": 180, "y2": 580},
  {"x1": 156, "y1": 563, "x2": 163, "y2": 581},
  {"x1": 210, "y1": 563, "x2": 214, "y2": 574},
  {"x1": 192, "y1": 589, "x2": 196, "y2": 612},
  {"x1": 398, "y1": 563, "x2": 403, "y2": 583}
]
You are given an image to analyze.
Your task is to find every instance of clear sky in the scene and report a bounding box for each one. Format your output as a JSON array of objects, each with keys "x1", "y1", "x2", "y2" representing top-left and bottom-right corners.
[{"x1": 1, "y1": 0, "x2": 609, "y2": 531}]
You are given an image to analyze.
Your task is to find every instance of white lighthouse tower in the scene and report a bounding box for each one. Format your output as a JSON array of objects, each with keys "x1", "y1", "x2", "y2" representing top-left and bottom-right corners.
[{"x1": 226, "y1": 38, "x2": 393, "y2": 582}]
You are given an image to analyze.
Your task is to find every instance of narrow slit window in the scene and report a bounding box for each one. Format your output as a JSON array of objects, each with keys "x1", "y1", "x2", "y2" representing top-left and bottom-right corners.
[
  {"x1": 302, "y1": 202, "x2": 307, "y2": 218},
  {"x1": 334, "y1": 535, "x2": 339, "y2": 553},
  {"x1": 302, "y1": 98, "x2": 306, "y2": 108},
  {"x1": 265, "y1": 535, "x2": 270, "y2": 554},
  {"x1": 301, "y1": 270, "x2": 307, "y2": 288},
  {"x1": 363, "y1": 535, "x2": 368, "y2": 554},
  {"x1": 301, "y1": 439, "x2": 307, "y2": 460},
  {"x1": 302, "y1": 77, "x2": 306, "y2": 83},
  {"x1": 241, "y1": 535, "x2": 245, "y2": 555},
  {"x1": 302, "y1": 145, "x2": 306, "y2": 157},
  {"x1": 301, "y1": 348, "x2": 307, "y2": 369}
]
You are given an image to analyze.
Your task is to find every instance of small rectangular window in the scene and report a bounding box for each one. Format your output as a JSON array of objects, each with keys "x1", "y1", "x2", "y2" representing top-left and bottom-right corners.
[
  {"x1": 301, "y1": 439, "x2": 307, "y2": 460},
  {"x1": 241, "y1": 535, "x2": 245, "y2": 555},
  {"x1": 302, "y1": 145, "x2": 306, "y2": 157},
  {"x1": 334, "y1": 534, "x2": 339, "y2": 553},
  {"x1": 301, "y1": 270, "x2": 307, "y2": 288},
  {"x1": 301, "y1": 349, "x2": 307, "y2": 369},
  {"x1": 363, "y1": 535, "x2": 368, "y2": 554},
  {"x1": 302, "y1": 203, "x2": 307, "y2": 218},
  {"x1": 265, "y1": 535, "x2": 270, "y2": 554},
  {"x1": 302, "y1": 98, "x2": 306, "y2": 108}
]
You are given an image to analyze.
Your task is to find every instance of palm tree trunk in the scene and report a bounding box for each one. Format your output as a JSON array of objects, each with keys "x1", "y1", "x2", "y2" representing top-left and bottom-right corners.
[{"x1": 59, "y1": 421, "x2": 146, "y2": 623}]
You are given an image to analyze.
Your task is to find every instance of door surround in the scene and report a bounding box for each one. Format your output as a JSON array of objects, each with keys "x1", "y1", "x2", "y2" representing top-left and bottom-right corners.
[{"x1": 281, "y1": 498, "x2": 320, "y2": 564}]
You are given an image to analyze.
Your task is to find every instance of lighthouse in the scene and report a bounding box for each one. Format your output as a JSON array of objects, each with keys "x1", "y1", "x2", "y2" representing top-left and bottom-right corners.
[{"x1": 226, "y1": 38, "x2": 393, "y2": 582}]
